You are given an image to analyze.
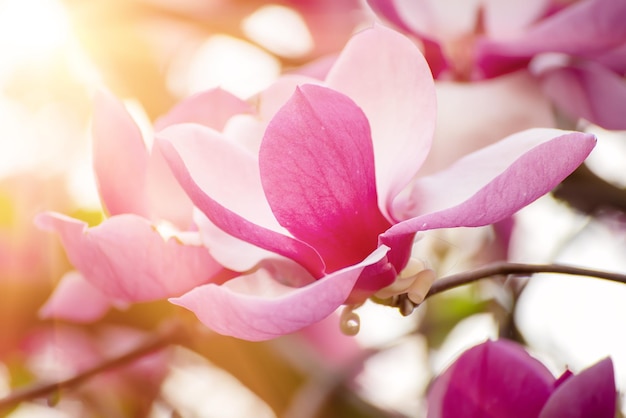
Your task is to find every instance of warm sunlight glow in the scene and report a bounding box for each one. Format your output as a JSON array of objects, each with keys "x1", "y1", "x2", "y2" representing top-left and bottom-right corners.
[
  {"x1": 0, "y1": 0, "x2": 70, "y2": 69},
  {"x1": 178, "y1": 34, "x2": 281, "y2": 99},
  {"x1": 242, "y1": 5, "x2": 314, "y2": 58}
]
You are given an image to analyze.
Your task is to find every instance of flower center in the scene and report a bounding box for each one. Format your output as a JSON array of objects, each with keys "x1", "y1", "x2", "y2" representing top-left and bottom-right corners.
[
  {"x1": 374, "y1": 257, "x2": 436, "y2": 305},
  {"x1": 339, "y1": 258, "x2": 437, "y2": 336}
]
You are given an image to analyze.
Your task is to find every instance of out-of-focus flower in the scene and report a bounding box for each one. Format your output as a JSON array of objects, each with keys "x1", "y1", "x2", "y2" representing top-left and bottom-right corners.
[
  {"x1": 35, "y1": 89, "x2": 254, "y2": 319},
  {"x1": 21, "y1": 324, "x2": 170, "y2": 416},
  {"x1": 156, "y1": 25, "x2": 595, "y2": 341},
  {"x1": 367, "y1": 0, "x2": 626, "y2": 130},
  {"x1": 0, "y1": 174, "x2": 74, "y2": 357},
  {"x1": 428, "y1": 339, "x2": 616, "y2": 418}
]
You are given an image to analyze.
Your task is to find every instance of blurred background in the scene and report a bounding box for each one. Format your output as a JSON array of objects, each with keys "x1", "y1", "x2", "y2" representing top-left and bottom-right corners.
[{"x1": 0, "y1": 0, "x2": 625, "y2": 417}]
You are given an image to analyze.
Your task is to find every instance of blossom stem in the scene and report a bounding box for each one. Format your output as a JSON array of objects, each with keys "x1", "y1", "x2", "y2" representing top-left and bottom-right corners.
[
  {"x1": 429, "y1": 262, "x2": 626, "y2": 296},
  {"x1": 0, "y1": 322, "x2": 186, "y2": 412},
  {"x1": 393, "y1": 262, "x2": 626, "y2": 315}
]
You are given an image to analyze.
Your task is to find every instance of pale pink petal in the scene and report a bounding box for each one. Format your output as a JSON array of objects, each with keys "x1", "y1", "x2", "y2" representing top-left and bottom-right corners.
[
  {"x1": 368, "y1": 0, "x2": 480, "y2": 40},
  {"x1": 156, "y1": 129, "x2": 325, "y2": 276},
  {"x1": 145, "y1": 144, "x2": 194, "y2": 229},
  {"x1": 296, "y1": 312, "x2": 364, "y2": 367},
  {"x1": 195, "y1": 211, "x2": 281, "y2": 272},
  {"x1": 39, "y1": 271, "x2": 121, "y2": 323},
  {"x1": 366, "y1": 1, "x2": 449, "y2": 77},
  {"x1": 228, "y1": 75, "x2": 321, "y2": 156},
  {"x1": 539, "y1": 358, "x2": 616, "y2": 418},
  {"x1": 222, "y1": 114, "x2": 268, "y2": 155},
  {"x1": 425, "y1": 0, "x2": 482, "y2": 39},
  {"x1": 477, "y1": 0, "x2": 626, "y2": 77},
  {"x1": 483, "y1": 0, "x2": 550, "y2": 38},
  {"x1": 326, "y1": 25, "x2": 437, "y2": 216},
  {"x1": 256, "y1": 74, "x2": 321, "y2": 121},
  {"x1": 92, "y1": 90, "x2": 149, "y2": 217},
  {"x1": 170, "y1": 245, "x2": 389, "y2": 341},
  {"x1": 22, "y1": 326, "x2": 101, "y2": 376},
  {"x1": 285, "y1": 0, "x2": 364, "y2": 59},
  {"x1": 538, "y1": 61, "x2": 626, "y2": 130},
  {"x1": 35, "y1": 212, "x2": 225, "y2": 302},
  {"x1": 367, "y1": 0, "x2": 434, "y2": 36},
  {"x1": 153, "y1": 88, "x2": 253, "y2": 131},
  {"x1": 156, "y1": 124, "x2": 276, "y2": 229},
  {"x1": 387, "y1": 130, "x2": 595, "y2": 236},
  {"x1": 419, "y1": 70, "x2": 555, "y2": 177},
  {"x1": 260, "y1": 85, "x2": 390, "y2": 273},
  {"x1": 289, "y1": 53, "x2": 338, "y2": 80}
]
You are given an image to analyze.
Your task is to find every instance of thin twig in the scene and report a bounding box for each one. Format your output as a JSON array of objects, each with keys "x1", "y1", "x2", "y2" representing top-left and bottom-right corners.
[
  {"x1": 0, "y1": 322, "x2": 186, "y2": 412},
  {"x1": 390, "y1": 262, "x2": 626, "y2": 315},
  {"x1": 427, "y1": 262, "x2": 626, "y2": 298}
]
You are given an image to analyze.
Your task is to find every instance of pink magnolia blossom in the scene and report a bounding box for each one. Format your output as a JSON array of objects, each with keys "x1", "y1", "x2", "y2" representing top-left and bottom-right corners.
[
  {"x1": 21, "y1": 325, "x2": 170, "y2": 414},
  {"x1": 156, "y1": 25, "x2": 596, "y2": 341},
  {"x1": 368, "y1": 0, "x2": 626, "y2": 129},
  {"x1": 36, "y1": 89, "x2": 252, "y2": 312},
  {"x1": 38, "y1": 271, "x2": 128, "y2": 323},
  {"x1": 428, "y1": 340, "x2": 616, "y2": 418}
]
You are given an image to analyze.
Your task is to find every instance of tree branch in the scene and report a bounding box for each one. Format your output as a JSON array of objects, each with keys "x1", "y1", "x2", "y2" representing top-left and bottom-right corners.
[
  {"x1": 0, "y1": 322, "x2": 186, "y2": 412},
  {"x1": 391, "y1": 262, "x2": 626, "y2": 315}
]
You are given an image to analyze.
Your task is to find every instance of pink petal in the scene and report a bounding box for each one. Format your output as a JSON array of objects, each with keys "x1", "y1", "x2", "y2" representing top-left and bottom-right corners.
[
  {"x1": 156, "y1": 124, "x2": 277, "y2": 230},
  {"x1": 296, "y1": 312, "x2": 364, "y2": 367},
  {"x1": 538, "y1": 61, "x2": 626, "y2": 130},
  {"x1": 35, "y1": 212, "x2": 225, "y2": 302},
  {"x1": 482, "y1": 0, "x2": 550, "y2": 38},
  {"x1": 368, "y1": 0, "x2": 479, "y2": 41},
  {"x1": 21, "y1": 326, "x2": 101, "y2": 376},
  {"x1": 539, "y1": 358, "x2": 616, "y2": 418},
  {"x1": 367, "y1": 0, "x2": 431, "y2": 36},
  {"x1": 260, "y1": 85, "x2": 390, "y2": 273},
  {"x1": 226, "y1": 75, "x2": 321, "y2": 156},
  {"x1": 387, "y1": 129, "x2": 596, "y2": 236},
  {"x1": 256, "y1": 74, "x2": 321, "y2": 122},
  {"x1": 92, "y1": 90, "x2": 150, "y2": 217},
  {"x1": 170, "y1": 245, "x2": 390, "y2": 341},
  {"x1": 365, "y1": 1, "x2": 449, "y2": 77},
  {"x1": 326, "y1": 25, "x2": 437, "y2": 216},
  {"x1": 591, "y1": 43, "x2": 626, "y2": 74},
  {"x1": 156, "y1": 128, "x2": 325, "y2": 277},
  {"x1": 39, "y1": 271, "x2": 122, "y2": 323},
  {"x1": 153, "y1": 88, "x2": 253, "y2": 131},
  {"x1": 418, "y1": 70, "x2": 555, "y2": 177},
  {"x1": 145, "y1": 144, "x2": 195, "y2": 229},
  {"x1": 428, "y1": 340, "x2": 555, "y2": 418},
  {"x1": 477, "y1": 0, "x2": 626, "y2": 77},
  {"x1": 194, "y1": 212, "x2": 281, "y2": 272}
]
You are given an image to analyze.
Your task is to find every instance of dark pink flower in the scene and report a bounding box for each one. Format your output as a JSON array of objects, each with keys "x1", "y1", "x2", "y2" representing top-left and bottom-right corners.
[
  {"x1": 156, "y1": 25, "x2": 595, "y2": 340},
  {"x1": 368, "y1": 0, "x2": 626, "y2": 129},
  {"x1": 428, "y1": 340, "x2": 616, "y2": 418}
]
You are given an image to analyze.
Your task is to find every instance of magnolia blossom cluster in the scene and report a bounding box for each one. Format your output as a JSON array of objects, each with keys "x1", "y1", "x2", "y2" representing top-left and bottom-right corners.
[
  {"x1": 368, "y1": 0, "x2": 626, "y2": 130},
  {"x1": 31, "y1": 5, "x2": 619, "y2": 415},
  {"x1": 38, "y1": 25, "x2": 595, "y2": 341},
  {"x1": 429, "y1": 340, "x2": 616, "y2": 418}
]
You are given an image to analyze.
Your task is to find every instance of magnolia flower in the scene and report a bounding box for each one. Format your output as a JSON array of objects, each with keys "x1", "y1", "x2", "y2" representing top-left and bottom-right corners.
[
  {"x1": 428, "y1": 340, "x2": 616, "y2": 418},
  {"x1": 156, "y1": 25, "x2": 595, "y2": 340},
  {"x1": 22, "y1": 324, "x2": 170, "y2": 415},
  {"x1": 36, "y1": 89, "x2": 253, "y2": 317},
  {"x1": 367, "y1": 0, "x2": 626, "y2": 129}
]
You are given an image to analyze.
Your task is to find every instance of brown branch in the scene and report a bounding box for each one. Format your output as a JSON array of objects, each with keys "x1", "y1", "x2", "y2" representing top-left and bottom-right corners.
[
  {"x1": 391, "y1": 262, "x2": 626, "y2": 315},
  {"x1": 0, "y1": 322, "x2": 186, "y2": 412},
  {"x1": 428, "y1": 262, "x2": 626, "y2": 297}
]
